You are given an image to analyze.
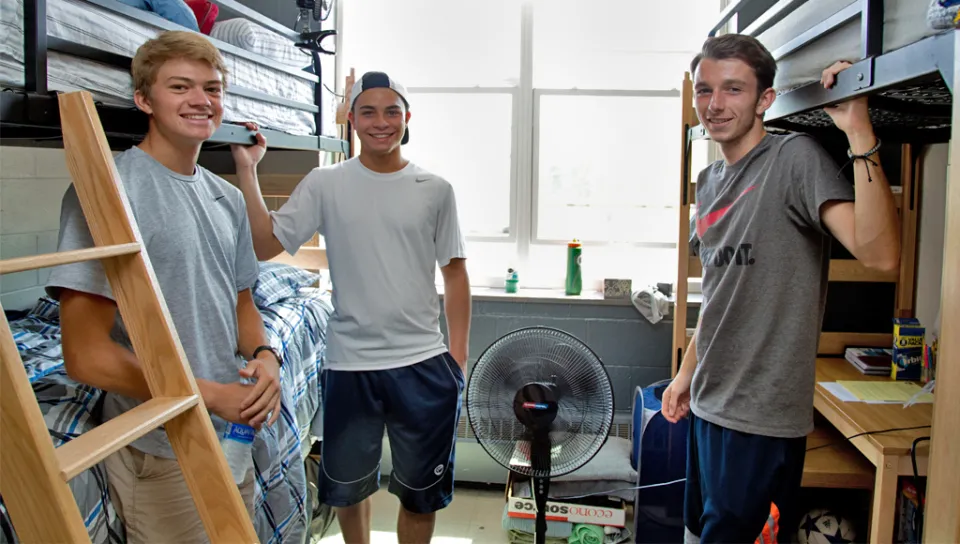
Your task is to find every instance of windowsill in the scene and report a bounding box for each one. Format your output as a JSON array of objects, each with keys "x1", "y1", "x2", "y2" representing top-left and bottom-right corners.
[
  {"x1": 438, "y1": 285, "x2": 635, "y2": 306},
  {"x1": 436, "y1": 286, "x2": 705, "y2": 306}
]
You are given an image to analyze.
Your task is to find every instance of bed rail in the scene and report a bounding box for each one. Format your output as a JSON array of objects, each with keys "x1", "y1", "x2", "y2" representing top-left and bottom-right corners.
[
  {"x1": 710, "y1": 0, "x2": 883, "y2": 59},
  {"x1": 4, "y1": 0, "x2": 348, "y2": 154},
  {"x1": 693, "y1": 0, "x2": 955, "y2": 144}
]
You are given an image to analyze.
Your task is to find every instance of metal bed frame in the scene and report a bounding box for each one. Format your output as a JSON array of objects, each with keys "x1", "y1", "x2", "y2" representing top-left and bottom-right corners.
[
  {"x1": 1, "y1": 0, "x2": 349, "y2": 154},
  {"x1": 690, "y1": 0, "x2": 955, "y2": 144}
]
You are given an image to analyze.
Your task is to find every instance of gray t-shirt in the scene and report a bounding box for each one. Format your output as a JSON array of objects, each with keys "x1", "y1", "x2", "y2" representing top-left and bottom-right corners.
[
  {"x1": 45, "y1": 146, "x2": 260, "y2": 459},
  {"x1": 689, "y1": 133, "x2": 855, "y2": 438},
  {"x1": 270, "y1": 157, "x2": 467, "y2": 371}
]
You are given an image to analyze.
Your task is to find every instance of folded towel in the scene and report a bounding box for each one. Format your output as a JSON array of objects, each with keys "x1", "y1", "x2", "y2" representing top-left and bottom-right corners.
[
  {"x1": 603, "y1": 525, "x2": 633, "y2": 544},
  {"x1": 508, "y1": 529, "x2": 569, "y2": 544},
  {"x1": 632, "y1": 286, "x2": 671, "y2": 324},
  {"x1": 569, "y1": 524, "x2": 605, "y2": 544}
]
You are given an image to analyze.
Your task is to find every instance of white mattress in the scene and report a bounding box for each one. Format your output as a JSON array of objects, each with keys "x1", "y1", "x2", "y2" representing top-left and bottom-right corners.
[
  {"x1": 0, "y1": 0, "x2": 316, "y2": 136},
  {"x1": 754, "y1": 0, "x2": 943, "y2": 91}
]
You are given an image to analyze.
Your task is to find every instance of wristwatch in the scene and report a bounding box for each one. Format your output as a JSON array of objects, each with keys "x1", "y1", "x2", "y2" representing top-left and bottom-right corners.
[{"x1": 253, "y1": 345, "x2": 283, "y2": 367}]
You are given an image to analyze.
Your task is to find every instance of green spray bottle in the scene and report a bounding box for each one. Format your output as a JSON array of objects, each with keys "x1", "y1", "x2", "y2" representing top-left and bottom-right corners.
[{"x1": 565, "y1": 239, "x2": 582, "y2": 296}]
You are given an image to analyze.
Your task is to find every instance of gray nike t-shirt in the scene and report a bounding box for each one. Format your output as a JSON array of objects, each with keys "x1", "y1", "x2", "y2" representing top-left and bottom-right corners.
[
  {"x1": 45, "y1": 146, "x2": 260, "y2": 459},
  {"x1": 689, "y1": 133, "x2": 855, "y2": 438}
]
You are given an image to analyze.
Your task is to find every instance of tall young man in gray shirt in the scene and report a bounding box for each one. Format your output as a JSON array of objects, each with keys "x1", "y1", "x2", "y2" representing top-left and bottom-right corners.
[
  {"x1": 235, "y1": 71, "x2": 471, "y2": 544},
  {"x1": 45, "y1": 31, "x2": 281, "y2": 543},
  {"x1": 661, "y1": 34, "x2": 901, "y2": 542}
]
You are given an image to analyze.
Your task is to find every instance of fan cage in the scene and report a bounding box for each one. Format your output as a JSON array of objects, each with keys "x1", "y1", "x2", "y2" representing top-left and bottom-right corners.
[{"x1": 465, "y1": 327, "x2": 615, "y2": 479}]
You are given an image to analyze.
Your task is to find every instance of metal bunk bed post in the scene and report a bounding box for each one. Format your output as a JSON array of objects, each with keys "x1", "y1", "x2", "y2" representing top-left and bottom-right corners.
[
  {"x1": 860, "y1": 0, "x2": 883, "y2": 58},
  {"x1": 23, "y1": 0, "x2": 47, "y2": 95}
]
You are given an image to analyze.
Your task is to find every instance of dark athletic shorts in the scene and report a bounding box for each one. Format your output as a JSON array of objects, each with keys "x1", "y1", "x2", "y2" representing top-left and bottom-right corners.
[
  {"x1": 317, "y1": 351, "x2": 464, "y2": 514},
  {"x1": 684, "y1": 413, "x2": 807, "y2": 543}
]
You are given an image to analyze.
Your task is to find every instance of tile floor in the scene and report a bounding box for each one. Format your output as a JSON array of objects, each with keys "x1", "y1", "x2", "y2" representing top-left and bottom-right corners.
[{"x1": 314, "y1": 485, "x2": 511, "y2": 544}]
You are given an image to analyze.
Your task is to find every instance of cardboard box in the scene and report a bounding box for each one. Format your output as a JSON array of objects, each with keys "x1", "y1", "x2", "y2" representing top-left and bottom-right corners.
[
  {"x1": 505, "y1": 472, "x2": 626, "y2": 528},
  {"x1": 892, "y1": 318, "x2": 925, "y2": 381}
]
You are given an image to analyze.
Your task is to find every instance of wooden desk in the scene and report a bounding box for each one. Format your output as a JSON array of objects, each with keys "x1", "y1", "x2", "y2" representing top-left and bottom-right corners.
[
  {"x1": 814, "y1": 358, "x2": 933, "y2": 544},
  {"x1": 802, "y1": 416, "x2": 874, "y2": 490}
]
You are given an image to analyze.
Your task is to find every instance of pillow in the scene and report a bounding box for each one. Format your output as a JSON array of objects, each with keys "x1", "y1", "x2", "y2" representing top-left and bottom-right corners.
[
  {"x1": 928, "y1": 0, "x2": 960, "y2": 31},
  {"x1": 115, "y1": 0, "x2": 200, "y2": 31},
  {"x1": 210, "y1": 18, "x2": 313, "y2": 69},
  {"x1": 554, "y1": 436, "x2": 638, "y2": 483},
  {"x1": 253, "y1": 262, "x2": 320, "y2": 308}
]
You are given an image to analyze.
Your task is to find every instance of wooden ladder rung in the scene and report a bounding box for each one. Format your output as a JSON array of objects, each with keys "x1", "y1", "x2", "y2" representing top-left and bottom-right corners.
[
  {"x1": 0, "y1": 243, "x2": 142, "y2": 275},
  {"x1": 55, "y1": 395, "x2": 199, "y2": 481},
  {"x1": 828, "y1": 259, "x2": 899, "y2": 283}
]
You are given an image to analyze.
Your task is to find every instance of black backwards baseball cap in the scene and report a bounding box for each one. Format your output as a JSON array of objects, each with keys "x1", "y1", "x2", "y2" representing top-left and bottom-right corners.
[{"x1": 350, "y1": 71, "x2": 411, "y2": 145}]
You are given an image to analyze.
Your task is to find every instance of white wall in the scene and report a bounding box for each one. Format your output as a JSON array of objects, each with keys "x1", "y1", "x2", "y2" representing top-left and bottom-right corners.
[
  {"x1": 0, "y1": 146, "x2": 74, "y2": 310},
  {"x1": 915, "y1": 143, "x2": 949, "y2": 337}
]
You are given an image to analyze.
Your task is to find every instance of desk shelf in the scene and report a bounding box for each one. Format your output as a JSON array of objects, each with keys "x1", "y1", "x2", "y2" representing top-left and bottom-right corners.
[{"x1": 802, "y1": 418, "x2": 875, "y2": 490}]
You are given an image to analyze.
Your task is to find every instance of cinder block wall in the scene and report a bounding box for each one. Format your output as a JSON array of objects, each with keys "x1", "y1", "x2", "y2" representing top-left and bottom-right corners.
[
  {"x1": 0, "y1": 147, "x2": 75, "y2": 310},
  {"x1": 441, "y1": 300, "x2": 674, "y2": 412}
]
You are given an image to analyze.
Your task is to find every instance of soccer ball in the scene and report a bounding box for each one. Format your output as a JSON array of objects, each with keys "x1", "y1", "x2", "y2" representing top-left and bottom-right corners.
[{"x1": 797, "y1": 508, "x2": 856, "y2": 544}]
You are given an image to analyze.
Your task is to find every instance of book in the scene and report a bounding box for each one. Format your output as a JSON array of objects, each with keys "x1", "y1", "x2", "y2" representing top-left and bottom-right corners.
[{"x1": 845, "y1": 347, "x2": 894, "y2": 376}]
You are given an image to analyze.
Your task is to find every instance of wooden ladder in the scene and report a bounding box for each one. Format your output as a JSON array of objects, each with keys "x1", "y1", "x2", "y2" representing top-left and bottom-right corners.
[{"x1": 0, "y1": 91, "x2": 258, "y2": 543}]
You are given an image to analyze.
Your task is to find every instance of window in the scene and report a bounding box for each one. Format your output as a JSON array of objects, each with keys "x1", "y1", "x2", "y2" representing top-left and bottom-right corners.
[
  {"x1": 402, "y1": 91, "x2": 515, "y2": 240},
  {"x1": 535, "y1": 92, "x2": 681, "y2": 245},
  {"x1": 340, "y1": 0, "x2": 720, "y2": 290}
]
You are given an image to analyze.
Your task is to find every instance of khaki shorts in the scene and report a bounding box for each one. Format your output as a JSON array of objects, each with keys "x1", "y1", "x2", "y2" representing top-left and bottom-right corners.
[{"x1": 104, "y1": 444, "x2": 255, "y2": 544}]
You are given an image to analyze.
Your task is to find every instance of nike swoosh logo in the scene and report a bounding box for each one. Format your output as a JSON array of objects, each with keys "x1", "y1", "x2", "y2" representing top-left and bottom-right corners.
[
  {"x1": 214, "y1": 195, "x2": 225, "y2": 201},
  {"x1": 696, "y1": 185, "x2": 757, "y2": 238},
  {"x1": 415, "y1": 177, "x2": 429, "y2": 183}
]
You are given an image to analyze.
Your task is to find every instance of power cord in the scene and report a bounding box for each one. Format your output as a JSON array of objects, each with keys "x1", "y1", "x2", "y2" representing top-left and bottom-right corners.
[
  {"x1": 805, "y1": 425, "x2": 932, "y2": 452},
  {"x1": 536, "y1": 426, "x2": 932, "y2": 502}
]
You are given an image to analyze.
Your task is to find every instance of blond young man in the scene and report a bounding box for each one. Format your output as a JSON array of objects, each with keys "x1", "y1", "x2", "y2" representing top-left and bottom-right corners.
[{"x1": 46, "y1": 31, "x2": 280, "y2": 543}]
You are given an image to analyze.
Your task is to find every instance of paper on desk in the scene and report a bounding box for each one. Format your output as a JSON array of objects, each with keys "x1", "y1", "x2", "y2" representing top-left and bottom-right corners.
[
  {"x1": 837, "y1": 381, "x2": 934, "y2": 404},
  {"x1": 820, "y1": 382, "x2": 860, "y2": 402},
  {"x1": 819, "y1": 381, "x2": 935, "y2": 404}
]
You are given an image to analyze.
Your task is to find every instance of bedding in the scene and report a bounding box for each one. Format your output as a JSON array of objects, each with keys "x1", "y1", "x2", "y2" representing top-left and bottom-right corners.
[
  {"x1": 211, "y1": 18, "x2": 312, "y2": 70},
  {"x1": 751, "y1": 0, "x2": 945, "y2": 92},
  {"x1": 0, "y1": 0, "x2": 317, "y2": 136},
  {"x1": 0, "y1": 279, "x2": 333, "y2": 544}
]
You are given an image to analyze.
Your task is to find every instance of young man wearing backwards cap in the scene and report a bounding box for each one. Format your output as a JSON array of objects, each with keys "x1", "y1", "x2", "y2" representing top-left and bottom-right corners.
[{"x1": 234, "y1": 71, "x2": 471, "y2": 544}]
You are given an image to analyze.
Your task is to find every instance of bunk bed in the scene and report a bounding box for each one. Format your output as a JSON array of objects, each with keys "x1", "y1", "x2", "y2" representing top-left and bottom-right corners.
[
  {"x1": 0, "y1": 261, "x2": 334, "y2": 544},
  {"x1": 672, "y1": 1, "x2": 959, "y2": 543},
  {"x1": 1, "y1": 1, "x2": 345, "y2": 541},
  {"x1": 0, "y1": 0, "x2": 349, "y2": 154}
]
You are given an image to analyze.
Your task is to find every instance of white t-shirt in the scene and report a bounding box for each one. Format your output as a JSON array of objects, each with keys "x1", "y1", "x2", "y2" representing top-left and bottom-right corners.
[{"x1": 270, "y1": 157, "x2": 467, "y2": 371}]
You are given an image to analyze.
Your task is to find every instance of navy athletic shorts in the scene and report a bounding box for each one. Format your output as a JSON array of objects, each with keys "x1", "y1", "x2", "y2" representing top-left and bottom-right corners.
[
  {"x1": 317, "y1": 351, "x2": 465, "y2": 514},
  {"x1": 683, "y1": 413, "x2": 807, "y2": 543}
]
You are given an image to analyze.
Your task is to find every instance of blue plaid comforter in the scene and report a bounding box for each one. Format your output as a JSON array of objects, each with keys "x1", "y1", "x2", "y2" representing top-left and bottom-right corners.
[{"x1": 0, "y1": 290, "x2": 333, "y2": 544}]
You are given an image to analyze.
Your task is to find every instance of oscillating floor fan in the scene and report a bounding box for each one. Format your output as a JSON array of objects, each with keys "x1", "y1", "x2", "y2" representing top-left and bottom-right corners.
[{"x1": 466, "y1": 327, "x2": 615, "y2": 544}]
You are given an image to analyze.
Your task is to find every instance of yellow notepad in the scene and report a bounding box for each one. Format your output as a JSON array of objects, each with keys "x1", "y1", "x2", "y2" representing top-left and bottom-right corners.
[{"x1": 837, "y1": 381, "x2": 933, "y2": 403}]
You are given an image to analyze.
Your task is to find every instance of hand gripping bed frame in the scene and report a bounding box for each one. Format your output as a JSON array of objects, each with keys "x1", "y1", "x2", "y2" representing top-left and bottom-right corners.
[{"x1": 0, "y1": 91, "x2": 258, "y2": 543}]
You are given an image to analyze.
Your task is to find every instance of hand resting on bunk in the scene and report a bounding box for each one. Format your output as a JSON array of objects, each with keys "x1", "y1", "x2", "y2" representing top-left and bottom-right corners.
[
  {"x1": 230, "y1": 122, "x2": 288, "y2": 261},
  {"x1": 817, "y1": 60, "x2": 902, "y2": 274},
  {"x1": 819, "y1": 61, "x2": 872, "y2": 136}
]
